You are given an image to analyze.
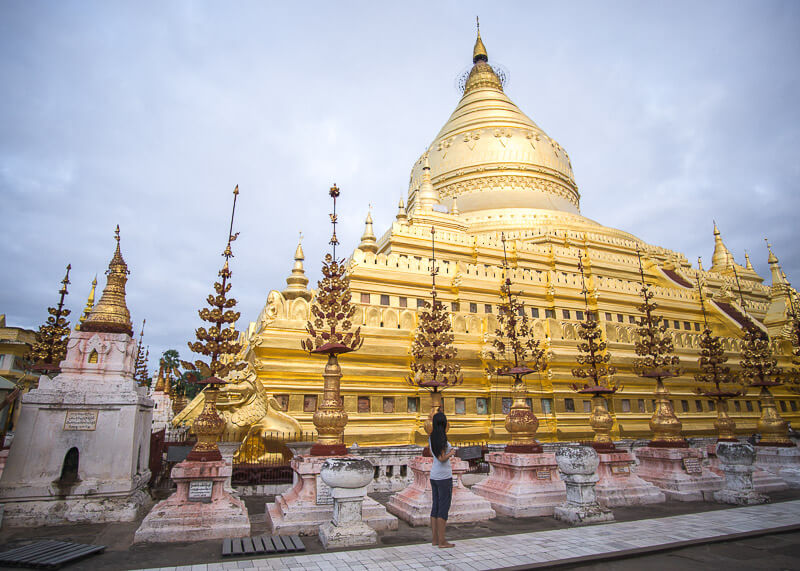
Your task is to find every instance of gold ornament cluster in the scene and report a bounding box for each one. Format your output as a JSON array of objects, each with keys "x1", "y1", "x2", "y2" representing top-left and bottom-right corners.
[
  {"x1": 31, "y1": 264, "x2": 72, "y2": 372},
  {"x1": 301, "y1": 254, "x2": 363, "y2": 354}
]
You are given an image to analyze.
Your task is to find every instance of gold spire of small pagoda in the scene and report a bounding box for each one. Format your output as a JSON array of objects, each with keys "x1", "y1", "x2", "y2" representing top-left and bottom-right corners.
[
  {"x1": 396, "y1": 198, "x2": 408, "y2": 223},
  {"x1": 710, "y1": 221, "x2": 736, "y2": 272},
  {"x1": 745, "y1": 251, "x2": 754, "y2": 270},
  {"x1": 358, "y1": 206, "x2": 378, "y2": 253},
  {"x1": 82, "y1": 225, "x2": 133, "y2": 336},
  {"x1": 765, "y1": 239, "x2": 788, "y2": 287},
  {"x1": 76, "y1": 275, "x2": 97, "y2": 331},
  {"x1": 417, "y1": 154, "x2": 439, "y2": 210},
  {"x1": 283, "y1": 232, "x2": 312, "y2": 301},
  {"x1": 473, "y1": 17, "x2": 488, "y2": 63},
  {"x1": 451, "y1": 195, "x2": 460, "y2": 216},
  {"x1": 697, "y1": 256, "x2": 704, "y2": 271}
]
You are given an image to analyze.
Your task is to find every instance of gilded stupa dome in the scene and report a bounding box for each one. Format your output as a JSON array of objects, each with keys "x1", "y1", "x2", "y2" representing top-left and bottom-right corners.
[{"x1": 408, "y1": 29, "x2": 580, "y2": 217}]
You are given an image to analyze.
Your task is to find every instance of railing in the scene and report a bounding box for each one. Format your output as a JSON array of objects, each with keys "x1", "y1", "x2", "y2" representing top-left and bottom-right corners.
[
  {"x1": 230, "y1": 430, "x2": 319, "y2": 486},
  {"x1": 451, "y1": 440, "x2": 490, "y2": 474}
]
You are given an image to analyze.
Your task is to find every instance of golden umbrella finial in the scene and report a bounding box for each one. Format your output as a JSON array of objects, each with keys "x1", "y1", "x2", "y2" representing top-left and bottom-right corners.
[
  {"x1": 473, "y1": 16, "x2": 488, "y2": 63},
  {"x1": 82, "y1": 226, "x2": 133, "y2": 336}
]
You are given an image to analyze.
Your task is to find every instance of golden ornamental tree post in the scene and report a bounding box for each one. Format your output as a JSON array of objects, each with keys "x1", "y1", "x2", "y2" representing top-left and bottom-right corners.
[
  {"x1": 738, "y1": 321, "x2": 794, "y2": 446},
  {"x1": 633, "y1": 248, "x2": 685, "y2": 447},
  {"x1": 300, "y1": 184, "x2": 363, "y2": 456},
  {"x1": 406, "y1": 226, "x2": 463, "y2": 441},
  {"x1": 182, "y1": 185, "x2": 246, "y2": 462},
  {"x1": 30, "y1": 264, "x2": 72, "y2": 376},
  {"x1": 570, "y1": 252, "x2": 619, "y2": 451},
  {"x1": 693, "y1": 276, "x2": 746, "y2": 441},
  {"x1": 485, "y1": 233, "x2": 546, "y2": 453}
]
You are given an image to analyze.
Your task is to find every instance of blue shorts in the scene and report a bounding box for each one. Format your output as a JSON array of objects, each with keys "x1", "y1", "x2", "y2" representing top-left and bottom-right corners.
[{"x1": 430, "y1": 477, "x2": 453, "y2": 520}]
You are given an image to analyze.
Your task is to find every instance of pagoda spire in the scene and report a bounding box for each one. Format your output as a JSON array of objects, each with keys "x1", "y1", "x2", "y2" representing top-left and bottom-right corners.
[
  {"x1": 765, "y1": 240, "x2": 788, "y2": 287},
  {"x1": 358, "y1": 206, "x2": 378, "y2": 253},
  {"x1": 697, "y1": 256, "x2": 704, "y2": 271},
  {"x1": 395, "y1": 198, "x2": 408, "y2": 223},
  {"x1": 76, "y1": 275, "x2": 97, "y2": 331},
  {"x1": 82, "y1": 225, "x2": 133, "y2": 336},
  {"x1": 416, "y1": 154, "x2": 439, "y2": 211},
  {"x1": 710, "y1": 221, "x2": 736, "y2": 272},
  {"x1": 282, "y1": 232, "x2": 312, "y2": 301},
  {"x1": 744, "y1": 251, "x2": 754, "y2": 271},
  {"x1": 473, "y1": 16, "x2": 488, "y2": 63}
]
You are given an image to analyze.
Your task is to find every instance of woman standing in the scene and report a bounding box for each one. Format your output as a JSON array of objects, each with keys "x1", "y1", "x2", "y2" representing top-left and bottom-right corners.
[{"x1": 429, "y1": 411, "x2": 457, "y2": 548}]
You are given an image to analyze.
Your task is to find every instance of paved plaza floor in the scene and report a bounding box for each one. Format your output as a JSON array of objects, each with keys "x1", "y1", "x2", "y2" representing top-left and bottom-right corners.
[{"x1": 0, "y1": 493, "x2": 799, "y2": 570}]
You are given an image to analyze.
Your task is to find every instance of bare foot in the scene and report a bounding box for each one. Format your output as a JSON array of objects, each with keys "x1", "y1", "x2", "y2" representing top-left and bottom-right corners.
[{"x1": 438, "y1": 542, "x2": 455, "y2": 548}]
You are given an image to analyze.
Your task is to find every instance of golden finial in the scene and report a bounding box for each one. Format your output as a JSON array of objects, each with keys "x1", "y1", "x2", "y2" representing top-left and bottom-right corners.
[
  {"x1": 76, "y1": 275, "x2": 98, "y2": 331},
  {"x1": 473, "y1": 16, "x2": 488, "y2": 63},
  {"x1": 698, "y1": 256, "x2": 704, "y2": 271},
  {"x1": 82, "y1": 226, "x2": 133, "y2": 336},
  {"x1": 765, "y1": 238, "x2": 779, "y2": 264}
]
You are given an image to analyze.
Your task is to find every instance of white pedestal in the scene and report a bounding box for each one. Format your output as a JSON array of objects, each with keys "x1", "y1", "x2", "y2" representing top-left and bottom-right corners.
[{"x1": 266, "y1": 455, "x2": 397, "y2": 536}]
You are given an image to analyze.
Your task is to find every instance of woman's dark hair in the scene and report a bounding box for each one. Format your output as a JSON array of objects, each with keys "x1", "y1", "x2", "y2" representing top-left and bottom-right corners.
[{"x1": 430, "y1": 411, "x2": 448, "y2": 458}]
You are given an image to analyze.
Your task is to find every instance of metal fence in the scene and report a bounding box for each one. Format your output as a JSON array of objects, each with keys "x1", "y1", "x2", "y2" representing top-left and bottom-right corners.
[{"x1": 230, "y1": 431, "x2": 320, "y2": 486}]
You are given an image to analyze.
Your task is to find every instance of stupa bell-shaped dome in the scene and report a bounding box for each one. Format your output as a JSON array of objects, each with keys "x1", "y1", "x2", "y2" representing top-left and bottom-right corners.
[{"x1": 408, "y1": 29, "x2": 579, "y2": 217}]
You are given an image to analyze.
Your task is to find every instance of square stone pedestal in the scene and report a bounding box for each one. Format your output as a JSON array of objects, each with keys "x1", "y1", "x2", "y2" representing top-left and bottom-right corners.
[
  {"x1": 755, "y1": 446, "x2": 800, "y2": 488},
  {"x1": 134, "y1": 460, "x2": 250, "y2": 543},
  {"x1": 318, "y1": 485, "x2": 377, "y2": 549},
  {"x1": 266, "y1": 455, "x2": 397, "y2": 536},
  {"x1": 635, "y1": 446, "x2": 722, "y2": 502},
  {"x1": 470, "y1": 452, "x2": 566, "y2": 517},
  {"x1": 706, "y1": 444, "x2": 787, "y2": 494},
  {"x1": 595, "y1": 451, "x2": 665, "y2": 507},
  {"x1": 387, "y1": 456, "x2": 496, "y2": 525}
]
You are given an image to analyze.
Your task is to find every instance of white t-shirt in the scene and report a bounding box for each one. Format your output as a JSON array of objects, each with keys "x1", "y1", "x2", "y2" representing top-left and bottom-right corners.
[{"x1": 429, "y1": 439, "x2": 453, "y2": 480}]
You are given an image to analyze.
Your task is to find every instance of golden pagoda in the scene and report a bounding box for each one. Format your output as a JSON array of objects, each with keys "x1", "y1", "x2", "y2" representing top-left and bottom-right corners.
[{"x1": 176, "y1": 28, "x2": 800, "y2": 447}]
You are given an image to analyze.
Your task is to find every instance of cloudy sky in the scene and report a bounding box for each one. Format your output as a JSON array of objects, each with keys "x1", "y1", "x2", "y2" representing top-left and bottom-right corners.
[{"x1": 2, "y1": 1, "x2": 798, "y2": 367}]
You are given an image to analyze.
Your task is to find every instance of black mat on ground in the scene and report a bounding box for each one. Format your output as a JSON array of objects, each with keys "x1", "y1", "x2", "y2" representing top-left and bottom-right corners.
[
  {"x1": 0, "y1": 540, "x2": 105, "y2": 569},
  {"x1": 222, "y1": 534, "x2": 305, "y2": 557}
]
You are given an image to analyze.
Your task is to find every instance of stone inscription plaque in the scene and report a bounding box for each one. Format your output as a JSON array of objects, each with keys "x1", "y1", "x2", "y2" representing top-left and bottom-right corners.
[
  {"x1": 610, "y1": 465, "x2": 630, "y2": 476},
  {"x1": 536, "y1": 469, "x2": 551, "y2": 480},
  {"x1": 316, "y1": 475, "x2": 333, "y2": 505},
  {"x1": 188, "y1": 480, "x2": 213, "y2": 502},
  {"x1": 63, "y1": 410, "x2": 98, "y2": 431},
  {"x1": 682, "y1": 458, "x2": 702, "y2": 474}
]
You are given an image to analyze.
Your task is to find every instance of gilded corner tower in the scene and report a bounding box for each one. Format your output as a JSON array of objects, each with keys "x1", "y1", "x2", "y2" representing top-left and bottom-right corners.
[{"x1": 181, "y1": 28, "x2": 799, "y2": 446}]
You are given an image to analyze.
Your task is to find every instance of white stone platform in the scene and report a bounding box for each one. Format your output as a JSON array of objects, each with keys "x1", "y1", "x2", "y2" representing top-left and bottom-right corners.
[
  {"x1": 470, "y1": 452, "x2": 566, "y2": 517},
  {"x1": 635, "y1": 446, "x2": 722, "y2": 501},
  {"x1": 266, "y1": 455, "x2": 397, "y2": 536},
  {"x1": 595, "y1": 450, "x2": 665, "y2": 507},
  {"x1": 386, "y1": 456, "x2": 496, "y2": 525}
]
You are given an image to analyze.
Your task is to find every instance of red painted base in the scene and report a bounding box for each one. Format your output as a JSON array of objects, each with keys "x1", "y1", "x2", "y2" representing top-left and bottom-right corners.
[
  {"x1": 309, "y1": 443, "x2": 348, "y2": 456},
  {"x1": 185, "y1": 449, "x2": 222, "y2": 462},
  {"x1": 648, "y1": 439, "x2": 689, "y2": 449},
  {"x1": 504, "y1": 444, "x2": 543, "y2": 454},
  {"x1": 422, "y1": 446, "x2": 432, "y2": 458},
  {"x1": 583, "y1": 441, "x2": 616, "y2": 453}
]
